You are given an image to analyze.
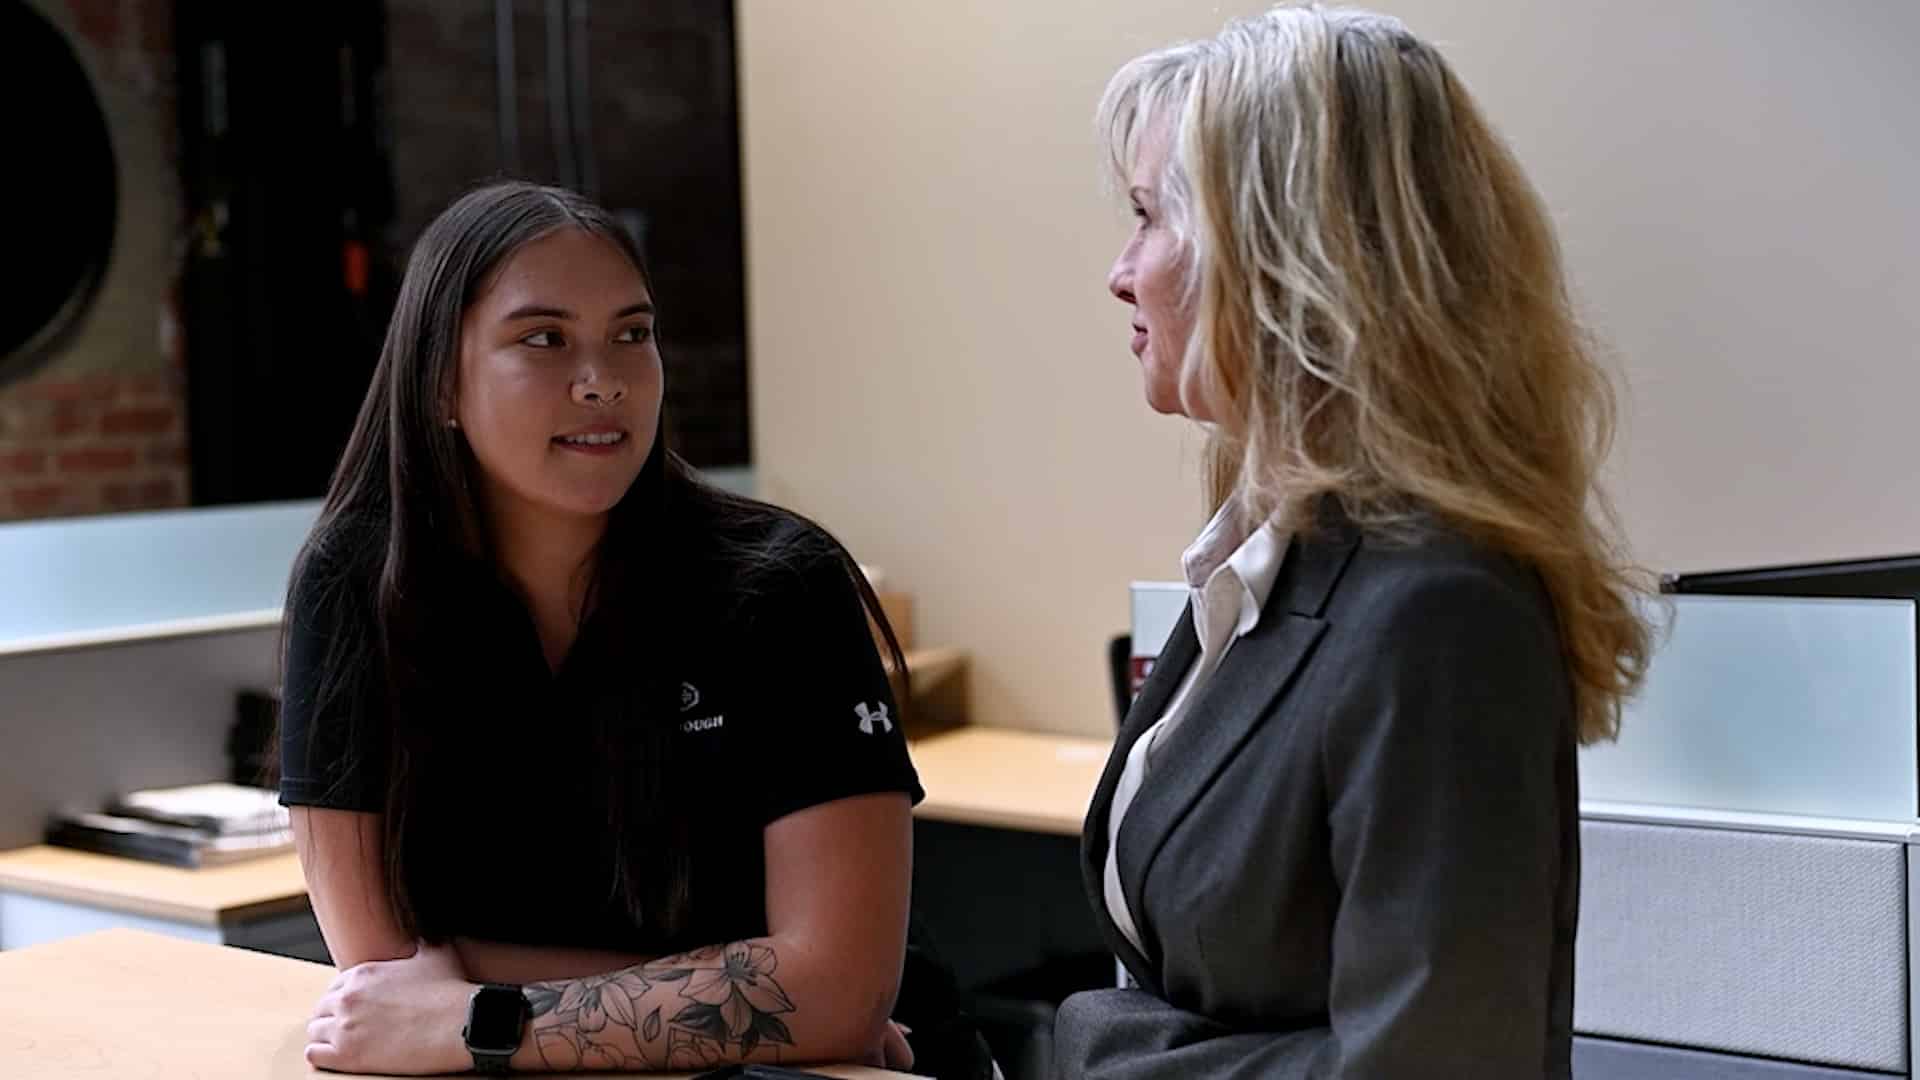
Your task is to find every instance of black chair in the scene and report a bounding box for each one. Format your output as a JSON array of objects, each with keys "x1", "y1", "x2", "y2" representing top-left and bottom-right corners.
[
  {"x1": 967, "y1": 635, "x2": 1136, "y2": 1079},
  {"x1": 1106, "y1": 633, "x2": 1133, "y2": 728},
  {"x1": 897, "y1": 913, "x2": 1001, "y2": 1080}
]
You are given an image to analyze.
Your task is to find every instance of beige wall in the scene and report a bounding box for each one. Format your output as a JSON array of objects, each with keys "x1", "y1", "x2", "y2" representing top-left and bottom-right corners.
[{"x1": 739, "y1": 1, "x2": 1920, "y2": 737}]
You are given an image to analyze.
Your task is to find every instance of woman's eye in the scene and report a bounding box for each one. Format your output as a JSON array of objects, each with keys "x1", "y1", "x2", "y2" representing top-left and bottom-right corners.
[
  {"x1": 617, "y1": 324, "x2": 654, "y2": 345},
  {"x1": 523, "y1": 330, "x2": 562, "y2": 348}
]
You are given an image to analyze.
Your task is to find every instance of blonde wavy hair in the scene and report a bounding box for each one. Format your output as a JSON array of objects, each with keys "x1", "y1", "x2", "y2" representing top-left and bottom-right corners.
[{"x1": 1099, "y1": 3, "x2": 1652, "y2": 743}]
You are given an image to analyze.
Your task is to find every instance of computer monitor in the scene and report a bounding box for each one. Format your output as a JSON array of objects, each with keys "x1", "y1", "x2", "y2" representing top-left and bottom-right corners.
[{"x1": 1665, "y1": 554, "x2": 1920, "y2": 601}]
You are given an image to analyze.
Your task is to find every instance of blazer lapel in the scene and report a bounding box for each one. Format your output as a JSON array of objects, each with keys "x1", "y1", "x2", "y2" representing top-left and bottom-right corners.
[
  {"x1": 1122, "y1": 611, "x2": 1200, "y2": 744},
  {"x1": 1113, "y1": 517, "x2": 1362, "y2": 988},
  {"x1": 1081, "y1": 606, "x2": 1199, "y2": 986}
]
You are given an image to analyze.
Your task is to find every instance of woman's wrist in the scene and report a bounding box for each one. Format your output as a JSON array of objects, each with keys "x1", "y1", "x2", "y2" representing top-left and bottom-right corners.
[{"x1": 444, "y1": 978, "x2": 491, "y2": 1074}]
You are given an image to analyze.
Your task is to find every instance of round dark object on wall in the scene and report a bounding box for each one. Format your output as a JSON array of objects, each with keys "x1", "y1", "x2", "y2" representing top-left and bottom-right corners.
[{"x1": 0, "y1": 1, "x2": 119, "y2": 386}]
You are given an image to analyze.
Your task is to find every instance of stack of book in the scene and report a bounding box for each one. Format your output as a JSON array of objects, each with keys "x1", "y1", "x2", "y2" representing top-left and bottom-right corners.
[{"x1": 46, "y1": 782, "x2": 294, "y2": 869}]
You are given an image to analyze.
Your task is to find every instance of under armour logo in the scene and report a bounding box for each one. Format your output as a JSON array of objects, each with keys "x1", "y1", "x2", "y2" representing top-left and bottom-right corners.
[{"x1": 854, "y1": 702, "x2": 892, "y2": 735}]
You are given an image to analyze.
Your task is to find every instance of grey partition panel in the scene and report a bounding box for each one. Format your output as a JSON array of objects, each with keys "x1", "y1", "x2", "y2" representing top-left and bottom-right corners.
[
  {"x1": 1576, "y1": 821, "x2": 1908, "y2": 1073},
  {"x1": 1574, "y1": 1037, "x2": 1898, "y2": 1079},
  {"x1": 0, "y1": 627, "x2": 281, "y2": 849}
]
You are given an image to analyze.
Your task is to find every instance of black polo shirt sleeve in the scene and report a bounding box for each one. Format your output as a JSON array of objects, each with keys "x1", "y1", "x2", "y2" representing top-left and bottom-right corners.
[
  {"x1": 744, "y1": 545, "x2": 924, "y2": 826},
  {"x1": 277, "y1": 554, "x2": 388, "y2": 813}
]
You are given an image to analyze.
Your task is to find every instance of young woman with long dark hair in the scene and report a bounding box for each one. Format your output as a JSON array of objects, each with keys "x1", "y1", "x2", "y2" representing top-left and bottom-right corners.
[{"x1": 278, "y1": 181, "x2": 983, "y2": 1076}]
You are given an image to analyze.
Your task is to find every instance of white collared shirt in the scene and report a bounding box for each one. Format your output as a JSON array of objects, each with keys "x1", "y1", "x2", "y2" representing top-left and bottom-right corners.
[{"x1": 1103, "y1": 498, "x2": 1288, "y2": 961}]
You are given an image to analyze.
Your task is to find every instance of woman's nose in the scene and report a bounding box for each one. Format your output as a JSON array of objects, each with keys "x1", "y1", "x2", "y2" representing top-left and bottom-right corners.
[
  {"x1": 1108, "y1": 255, "x2": 1136, "y2": 305},
  {"x1": 572, "y1": 371, "x2": 626, "y2": 407}
]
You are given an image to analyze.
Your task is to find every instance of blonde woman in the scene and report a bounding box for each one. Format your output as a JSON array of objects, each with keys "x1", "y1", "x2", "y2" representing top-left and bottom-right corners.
[{"x1": 1063, "y1": 6, "x2": 1652, "y2": 1077}]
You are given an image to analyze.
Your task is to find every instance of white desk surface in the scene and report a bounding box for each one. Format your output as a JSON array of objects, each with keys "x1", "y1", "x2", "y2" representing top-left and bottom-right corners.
[{"x1": 0, "y1": 929, "x2": 915, "y2": 1080}]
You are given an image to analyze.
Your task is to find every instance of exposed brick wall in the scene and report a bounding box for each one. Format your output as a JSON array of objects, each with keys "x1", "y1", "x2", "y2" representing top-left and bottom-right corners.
[
  {"x1": 0, "y1": 0, "x2": 187, "y2": 522},
  {"x1": 2, "y1": 0, "x2": 748, "y2": 525},
  {"x1": 0, "y1": 372, "x2": 189, "y2": 520}
]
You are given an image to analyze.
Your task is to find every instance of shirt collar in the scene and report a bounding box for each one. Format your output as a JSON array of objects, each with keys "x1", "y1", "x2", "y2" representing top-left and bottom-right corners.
[{"x1": 1181, "y1": 497, "x2": 1288, "y2": 653}]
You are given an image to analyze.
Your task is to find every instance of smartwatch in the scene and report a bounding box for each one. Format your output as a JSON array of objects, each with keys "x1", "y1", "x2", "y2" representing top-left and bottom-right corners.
[{"x1": 463, "y1": 983, "x2": 531, "y2": 1074}]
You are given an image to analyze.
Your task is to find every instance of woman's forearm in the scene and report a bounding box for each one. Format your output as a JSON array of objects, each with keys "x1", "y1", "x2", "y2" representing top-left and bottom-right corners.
[
  {"x1": 509, "y1": 935, "x2": 889, "y2": 1072},
  {"x1": 452, "y1": 939, "x2": 655, "y2": 985}
]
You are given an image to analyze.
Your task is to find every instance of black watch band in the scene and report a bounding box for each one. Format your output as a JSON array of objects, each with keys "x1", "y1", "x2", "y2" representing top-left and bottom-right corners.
[{"x1": 463, "y1": 982, "x2": 530, "y2": 1075}]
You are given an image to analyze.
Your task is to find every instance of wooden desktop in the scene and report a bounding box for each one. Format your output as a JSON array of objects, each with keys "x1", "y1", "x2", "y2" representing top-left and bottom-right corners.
[{"x1": 0, "y1": 928, "x2": 918, "y2": 1080}]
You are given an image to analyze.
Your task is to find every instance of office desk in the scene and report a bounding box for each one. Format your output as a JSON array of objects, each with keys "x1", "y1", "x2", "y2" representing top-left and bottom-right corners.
[
  {"x1": 908, "y1": 726, "x2": 1110, "y2": 836},
  {"x1": 0, "y1": 725, "x2": 1109, "y2": 961},
  {"x1": 0, "y1": 723, "x2": 1109, "y2": 923},
  {"x1": 0, "y1": 728, "x2": 1106, "y2": 1077},
  {"x1": 0, "y1": 845, "x2": 321, "y2": 958},
  {"x1": 904, "y1": 724, "x2": 1117, "y2": 1069},
  {"x1": 0, "y1": 929, "x2": 917, "y2": 1080}
]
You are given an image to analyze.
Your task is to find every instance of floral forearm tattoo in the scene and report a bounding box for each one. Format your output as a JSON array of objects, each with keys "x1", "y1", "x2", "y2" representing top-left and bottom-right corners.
[{"x1": 524, "y1": 941, "x2": 798, "y2": 1071}]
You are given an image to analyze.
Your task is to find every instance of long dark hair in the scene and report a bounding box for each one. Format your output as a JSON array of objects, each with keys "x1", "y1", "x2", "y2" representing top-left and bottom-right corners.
[{"x1": 279, "y1": 181, "x2": 906, "y2": 941}]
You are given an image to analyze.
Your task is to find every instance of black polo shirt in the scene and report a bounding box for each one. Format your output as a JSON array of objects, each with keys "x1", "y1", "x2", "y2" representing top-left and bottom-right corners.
[{"x1": 277, "y1": 511, "x2": 923, "y2": 956}]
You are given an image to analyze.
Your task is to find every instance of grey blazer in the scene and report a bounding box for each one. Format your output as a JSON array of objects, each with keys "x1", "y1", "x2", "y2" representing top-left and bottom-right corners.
[{"x1": 1056, "y1": 509, "x2": 1579, "y2": 1079}]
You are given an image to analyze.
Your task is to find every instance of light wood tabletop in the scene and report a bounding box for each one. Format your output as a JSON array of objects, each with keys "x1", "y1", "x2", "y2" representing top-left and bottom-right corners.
[
  {"x1": 0, "y1": 845, "x2": 308, "y2": 926},
  {"x1": 907, "y1": 726, "x2": 1114, "y2": 837},
  {"x1": 0, "y1": 929, "x2": 919, "y2": 1080}
]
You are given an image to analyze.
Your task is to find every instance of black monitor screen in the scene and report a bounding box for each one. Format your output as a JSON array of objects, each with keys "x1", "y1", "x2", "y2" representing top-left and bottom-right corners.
[{"x1": 1665, "y1": 554, "x2": 1920, "y2": 601}]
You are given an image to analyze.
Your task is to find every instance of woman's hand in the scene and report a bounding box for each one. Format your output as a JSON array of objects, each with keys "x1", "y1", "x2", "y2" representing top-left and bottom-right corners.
[{"x1": 305, "y1": 942, "x2": 476, "y2": 1075}]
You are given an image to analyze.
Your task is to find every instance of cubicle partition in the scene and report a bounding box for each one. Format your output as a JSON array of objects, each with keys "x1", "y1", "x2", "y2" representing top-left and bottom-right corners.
[
  {"x1": 0, "y1": 503, "x2": 319, "y2": 954},
  {"x1": 0, "y1": 621, "x2": 283, "y2": 854},
  {"x1": 0, "y1": 501, "x2": 318, "y2": 848},
  {"x1": 1575, "y1": 594, "x2": 1920, "y2": 1078},
  {"x1": 0, "y1": 501, "x2": 318, "y2": 644}
]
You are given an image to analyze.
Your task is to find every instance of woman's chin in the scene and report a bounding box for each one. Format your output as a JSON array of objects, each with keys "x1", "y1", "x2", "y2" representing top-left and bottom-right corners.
[
  {"x1": 1143, "y1": 384, "x2": 1191, "y2": 419},
  {"x1": 529, "y1": 487, "x2": 630, "y2": 521}
]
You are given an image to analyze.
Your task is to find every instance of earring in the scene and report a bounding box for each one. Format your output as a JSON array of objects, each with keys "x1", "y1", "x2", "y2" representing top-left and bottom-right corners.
[{"x1": 446, "y1": 417, "x2": 459, "y2": 429}]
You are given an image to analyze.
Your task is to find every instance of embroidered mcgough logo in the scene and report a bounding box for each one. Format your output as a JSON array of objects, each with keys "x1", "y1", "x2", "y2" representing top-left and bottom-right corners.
[
  {"x1": 680, "y1": 682, "x2": 701, "y2": 712},
  {"x1": 681, "y1": 714, "x2": 725, "y2": 734},
  {"x1": 854, "y1": 702, "x2": 892, "y2": 735}
]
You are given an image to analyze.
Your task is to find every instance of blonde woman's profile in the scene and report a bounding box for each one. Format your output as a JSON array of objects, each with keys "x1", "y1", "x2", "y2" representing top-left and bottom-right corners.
[{"x1": 1060, "y1": 5, "x2": 1653, "y2": 1077}]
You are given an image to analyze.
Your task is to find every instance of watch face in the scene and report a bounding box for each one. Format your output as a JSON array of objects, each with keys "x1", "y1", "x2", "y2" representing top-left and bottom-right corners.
[{"x1": 467, "y1": 986, "x2": 527, "y2": 1053}]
